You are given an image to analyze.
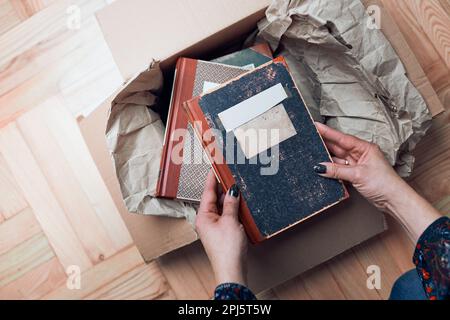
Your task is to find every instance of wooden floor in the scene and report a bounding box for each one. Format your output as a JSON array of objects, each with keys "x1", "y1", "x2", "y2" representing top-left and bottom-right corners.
[{"x1": 0, "y1": 0, "x2": 449, "y2": 299}]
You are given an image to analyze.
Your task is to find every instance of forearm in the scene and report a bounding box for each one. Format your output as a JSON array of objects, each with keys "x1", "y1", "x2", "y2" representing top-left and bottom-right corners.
[{"x1": 384, "y1": 178, "x2": 442, "y2": 243}]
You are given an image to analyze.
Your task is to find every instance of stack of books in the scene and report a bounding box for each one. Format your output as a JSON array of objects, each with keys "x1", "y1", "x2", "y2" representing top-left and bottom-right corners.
[{"x1": 156, "y1": 43, "x2": 348, "y2": 243}]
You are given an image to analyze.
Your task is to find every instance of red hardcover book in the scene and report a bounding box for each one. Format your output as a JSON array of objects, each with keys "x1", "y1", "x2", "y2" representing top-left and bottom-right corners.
[
  {"x1": 156, "y1": 44, "x2": 272, "y2": 202},
  {"x1": 184, "y1": 57, "x2": 349, "y2": 243}
]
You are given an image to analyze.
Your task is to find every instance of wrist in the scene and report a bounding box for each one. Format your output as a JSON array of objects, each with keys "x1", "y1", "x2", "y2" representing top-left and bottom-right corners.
[
  {"x1": 382, "y1": 177, "x2": 442, "y2": 242},
  {"x1": 215, "y1": 267, "x2": 247, "y2": 287},
  {"x1": 381, "y1": 176, "x2": 413, "y2": 217}
]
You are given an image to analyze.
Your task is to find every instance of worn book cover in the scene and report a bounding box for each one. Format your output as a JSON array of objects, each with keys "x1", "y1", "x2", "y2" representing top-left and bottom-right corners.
[
  {"x1": 185, "y1": 57, "x2": 349, "y2": 243},
  {"x1": 212, "y1": 43, "x2": 273, "y2": 68},
  {"x1": 156, "y1": 44, "x2": 272, "y2": 202}
]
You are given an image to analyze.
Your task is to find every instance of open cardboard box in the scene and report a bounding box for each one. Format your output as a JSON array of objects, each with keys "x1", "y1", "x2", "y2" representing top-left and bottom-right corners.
[{"x1": 78, "y1": 0, "x2": 443, "y2": 293}]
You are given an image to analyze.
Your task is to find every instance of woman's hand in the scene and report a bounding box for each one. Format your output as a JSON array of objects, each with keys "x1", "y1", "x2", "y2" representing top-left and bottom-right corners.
[
  {"x1": 195, "y1": 171, "x2": 248, "y2": 286},
  {"x1": 315, "y1": 122, "x2": 441, "y2": 241},
  {"x1": 314, "y1": 122, "x2": 403, "y2": 213}
]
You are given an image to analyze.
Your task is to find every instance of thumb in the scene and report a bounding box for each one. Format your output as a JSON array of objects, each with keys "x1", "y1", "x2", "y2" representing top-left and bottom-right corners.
[
  {"x1": 222, "y1": 184, "x2": 240, "y2": 219},
  {"x1": 314, "y1": 162, "x2": 358, "y2": 183}
]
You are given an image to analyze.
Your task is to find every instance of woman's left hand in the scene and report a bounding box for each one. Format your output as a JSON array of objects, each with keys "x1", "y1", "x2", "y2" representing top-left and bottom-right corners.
[{"x1": 195, "y1": 171, "x2": 248, "y2": 286}]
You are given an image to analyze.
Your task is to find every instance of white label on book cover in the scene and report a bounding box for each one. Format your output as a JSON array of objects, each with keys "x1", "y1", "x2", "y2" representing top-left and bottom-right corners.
[
  {"x1": 234, "y1": 103, "x2": 297, "y2": 159},
  {"x1": 241, "y1": 63, "x2": 255, "y2": 70},
  {"x1": 202, "y1": 81, "x2": 220, "y2": 93},
  {"x1": 218, "y1": 83, "x2": 288, "y2": 132}
]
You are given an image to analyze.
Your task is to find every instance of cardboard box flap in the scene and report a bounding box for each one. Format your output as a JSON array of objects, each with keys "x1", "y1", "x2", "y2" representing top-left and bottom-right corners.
[{"x1": 96, "y1": 0, "x2": 271, "y2": 80}]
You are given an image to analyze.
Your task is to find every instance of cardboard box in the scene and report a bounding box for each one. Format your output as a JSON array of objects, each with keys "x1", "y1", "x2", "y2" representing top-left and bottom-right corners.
[
  {"x1": 78, "y1": 0, "x2": 442, "y2": 293},
  {"x1": 79, "y1": 102, "x2": 387, "y2": 293}
]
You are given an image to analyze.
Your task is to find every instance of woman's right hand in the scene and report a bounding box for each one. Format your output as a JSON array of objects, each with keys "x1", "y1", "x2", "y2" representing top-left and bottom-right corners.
[
  {"x1": 314, "y1": 122, "x2": 442, "y2": 243},
  {"x1": 314, "y1": 122, "x2": 406, "y2": 214}
]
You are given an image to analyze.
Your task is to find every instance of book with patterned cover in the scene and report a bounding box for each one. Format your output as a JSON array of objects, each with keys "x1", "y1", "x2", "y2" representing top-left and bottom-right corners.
[
  {"x1": 184, "y1": 57, "x2": 349, "y2": 243},
  {"x1": 156, "y1": 44, "x2": 272, "y2": 202}
]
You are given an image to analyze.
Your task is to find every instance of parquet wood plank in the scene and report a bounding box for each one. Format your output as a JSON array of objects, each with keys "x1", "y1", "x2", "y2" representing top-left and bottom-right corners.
[
  {"x1": 408, "y1": 0, "x2": 450, "y2": 70},
  {"x1": 0, "y1": 0, "x2": 106, "y2": 66},
  {"x1": 43, "y1": 246, "x2": 146, "y2": 299},
  {"x1": 382, "y1": 0, "x2": 450, "y2": 109},
  {"x1": 380, "y1": 215, "x2": 415, "y2": 274},
  {"x1": 438, "y1": 0, "x2": 450, "y2": 16},
  {"x1": 407, "y1": 0, "x2": 450, "y2": 109},
  {"x1": 256, "y1": 289, "x2": 280, "y2": 300},
  {"x1": 381, "y1": 0, "x2": 443, "y2": 70},
  {"x1": 9, "y1": 0, "x2": 55, "y2": 20},
  {"x1": 410, "y1": 118, "x2": 450, "y2": 204},
  {"x1": 0, "y1": 257, "x2": 66, "y2": 299},
  {"x1": 17, "y1": 98, "x2": 132, "y2": 262},
  {"x1": 0, "y1": 0, "x2": 121, "y2": 118},
  {"x1": 0, "y1": 0, "x2": 21, "y2": 35},
  {"x1": 0, "y1": 232, "x2": 54, "y2": 287},
  {"x1": 41, "y1": 99, "x2": 133, "y2": 249},
  {"x1": 434, "y1": 195, "x2": 450, "y2": 216},
  {"x1": 298, "y1": 265, "x2": 346, "y2": 300},
  {"x1": 352, "y1": 237, "x2": 403, "y2": 299},
  {"x1": 0, "y1": 122, "x2": 93, "y2": 271},
  {"x1": 425, "y1": 58, "x2": 450, "y2": 109},
  {"x1": 272, "y1": 277, "x2": 312, "y2": 300},
  {"x1": 0, "y1": 153, "x2": 28, "y2": 219},
  {"x1": 183, "y1": 242, "x2": 216, "y2": 297},
  {"x1": 326, "y1": 251, "x2": 382, "y2": 300},
  {"x1": 362, "y1": 0, "x2": 445, "y2": 115},
  {"x1": 16, "y1": 110, "x2": 116, "y2": 264},
  {"x1": 0, "y1": 207, "x2": 41, "y2": 256},
  {"x1": 85, "y1": 262, "x2": 176, "y2": 300},
  {"x1": 158, "y1": 245, "x2": 211, "y2": 300}
]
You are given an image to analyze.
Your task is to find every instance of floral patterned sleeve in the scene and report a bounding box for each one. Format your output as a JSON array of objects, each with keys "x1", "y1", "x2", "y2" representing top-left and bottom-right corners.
[
  {"x1": 413, "y1": 217, "x2": 450, "y2": 300},
  {"x1": 214, "y1": 283, "x2": 257, "y2": 300}
]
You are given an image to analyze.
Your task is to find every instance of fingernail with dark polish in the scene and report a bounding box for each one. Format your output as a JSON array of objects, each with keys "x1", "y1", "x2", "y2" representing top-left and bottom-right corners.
[
  {"x1": 228, "y1": 184, "x2": 240, "y2": 198},
  {"x1": 313, "y1": 164, "x2": 327, "y2": 174}
]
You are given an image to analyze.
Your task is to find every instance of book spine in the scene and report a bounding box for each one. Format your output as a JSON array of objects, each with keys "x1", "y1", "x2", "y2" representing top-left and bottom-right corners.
[
  {"x1": 156, "y1": 60, "x2": 183, "y2": 198},
  {"x1": 156, "y1": 58, "x2": 197, "y2": 199},
  {"x1": 250, "y1": 42, "x2": 273, "y2": 58},
  {"x1": 184, "y1": 98, "x2": 265, "y2": 244}
]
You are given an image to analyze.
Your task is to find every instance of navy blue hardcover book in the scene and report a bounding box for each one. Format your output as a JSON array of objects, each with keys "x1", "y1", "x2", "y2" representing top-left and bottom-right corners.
[{"x1": 185, "y1": 57, "x2": 349, "y2": 243}]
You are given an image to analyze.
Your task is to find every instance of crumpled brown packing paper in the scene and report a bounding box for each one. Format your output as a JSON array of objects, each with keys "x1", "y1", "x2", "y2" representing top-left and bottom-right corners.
[
  {"x1": 249, "y1": 0, "x2": 432, "y2": 176},
  {"x1": 105, "y1": 61, "x2": 196, "y2": 222}
]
